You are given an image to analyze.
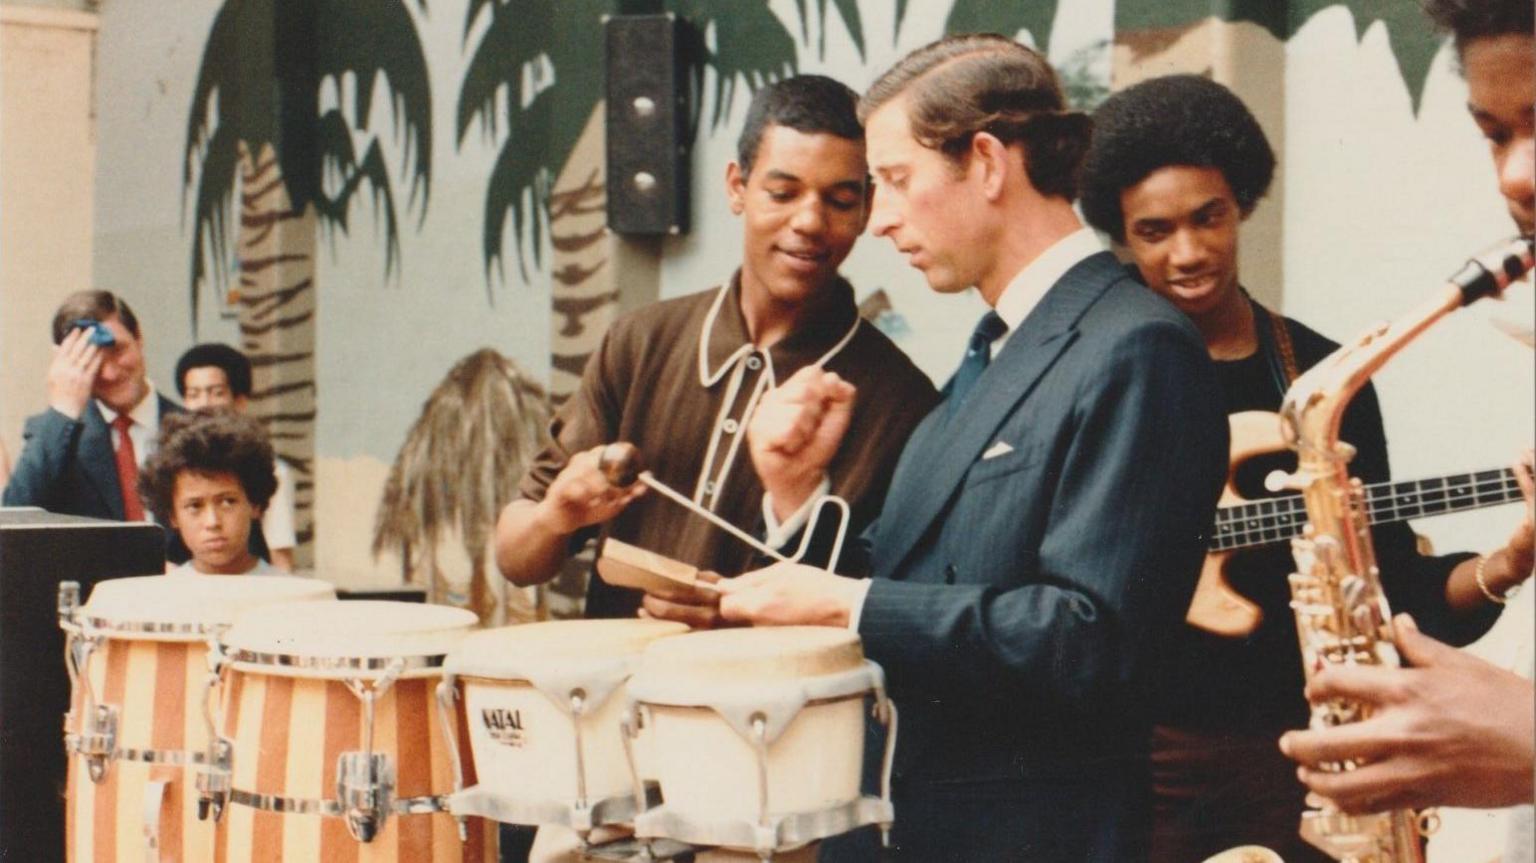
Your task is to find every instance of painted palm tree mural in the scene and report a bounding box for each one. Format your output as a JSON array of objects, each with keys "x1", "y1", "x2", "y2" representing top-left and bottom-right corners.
[
  {"x1": 1115, "y1": 1, "x2": 1443, "y2": 110},
  {"x1": 373, "y1": 349, "x2": 551, "y2": 623},
  {"x1": 459, "y1": 0, "x2": 868, "y2": 405},
  {"x1": 183, "y1": 0, "x2": 433, "y2": 561},
  {"x1": 458, "y1": 0, "x2": 1083, "y2": 394},
  {"x1": 459, "y1": 0, "x2": 867, "y2": 279}
]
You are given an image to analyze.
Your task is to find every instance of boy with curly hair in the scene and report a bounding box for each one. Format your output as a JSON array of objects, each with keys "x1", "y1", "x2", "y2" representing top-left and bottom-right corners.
[{"x1": 139, "y1": 411, "x2": 278, "y2": 575}]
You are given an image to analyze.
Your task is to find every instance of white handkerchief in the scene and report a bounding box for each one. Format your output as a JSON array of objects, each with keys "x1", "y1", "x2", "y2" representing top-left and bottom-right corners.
[{"x1": 982, "y1": 440, "x2": 1014, "y2": 460}]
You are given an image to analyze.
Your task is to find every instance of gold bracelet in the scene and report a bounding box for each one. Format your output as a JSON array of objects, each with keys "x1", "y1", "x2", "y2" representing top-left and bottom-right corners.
[{"x1": 1475, "y1": 553, "x2": 1522, "y2": 604}]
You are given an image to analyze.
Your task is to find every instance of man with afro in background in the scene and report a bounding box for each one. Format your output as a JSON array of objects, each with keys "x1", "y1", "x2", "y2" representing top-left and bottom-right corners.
[{"x1": 1078, "y1": 73, "x2": 1531, "y2": 861}]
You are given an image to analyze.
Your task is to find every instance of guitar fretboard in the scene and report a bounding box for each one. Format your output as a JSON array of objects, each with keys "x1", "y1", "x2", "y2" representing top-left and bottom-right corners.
[{"x1": 1210, "y1": 468, "x2": 1520, "y2": 552}]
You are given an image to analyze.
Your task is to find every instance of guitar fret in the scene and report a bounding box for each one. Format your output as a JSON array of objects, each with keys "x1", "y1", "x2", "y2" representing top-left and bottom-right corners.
[{"x1": 1214, "y1": 466, "x2": 1521, "y2": 553}]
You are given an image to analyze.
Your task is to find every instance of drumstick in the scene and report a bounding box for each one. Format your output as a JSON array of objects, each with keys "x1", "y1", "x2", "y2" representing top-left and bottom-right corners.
[{"x1": 599, "y1": 442, "x2": 789, "y2": 563}]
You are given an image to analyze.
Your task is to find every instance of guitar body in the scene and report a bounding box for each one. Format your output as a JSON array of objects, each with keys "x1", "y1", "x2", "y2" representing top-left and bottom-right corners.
[
  {"x1": 1186, "y1": 411, "x2": 1282, "y2": 637},
  {"x1": 1187, "y1": 412, "x2": 1518, "y2": 638}
]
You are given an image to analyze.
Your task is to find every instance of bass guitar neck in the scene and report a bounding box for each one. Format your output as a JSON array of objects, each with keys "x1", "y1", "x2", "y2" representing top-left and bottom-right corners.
[{"x1": 1187, "y1": 410, "x2": 1522, "y2": 637}]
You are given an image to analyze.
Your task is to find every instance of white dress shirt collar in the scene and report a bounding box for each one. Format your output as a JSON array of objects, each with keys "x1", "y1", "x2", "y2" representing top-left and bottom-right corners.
[
  {"x1": 96, "y1": 382, "x2": 162, "y2": 469},
  {"x1": 96, "y1": 381, "x2": 160, "y2": 428},
  {"x1": 988, "y1": 226, "x2": 1105, "y2": 355}
]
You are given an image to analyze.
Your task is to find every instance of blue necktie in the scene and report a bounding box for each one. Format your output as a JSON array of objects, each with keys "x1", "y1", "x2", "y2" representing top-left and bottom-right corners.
[{"x1": 948, "y1": 310, "x2": 1007, "y2": 414}]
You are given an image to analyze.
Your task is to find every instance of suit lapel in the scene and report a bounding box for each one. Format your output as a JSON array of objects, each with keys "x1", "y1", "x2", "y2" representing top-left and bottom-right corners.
[
  {"x1": 78, "y1": 405, "x2": 124, "y2": 520},
  {"x1": 873, "y1": 252, "x2": 1123, "y2": 579}
]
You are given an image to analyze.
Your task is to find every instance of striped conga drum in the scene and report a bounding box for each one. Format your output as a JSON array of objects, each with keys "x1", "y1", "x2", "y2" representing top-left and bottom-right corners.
[
  {"x1": 60, "y1": 573, "x2": 336, "y2": 863},
  {"x1": 210, "y1": 600, "x2": 496, "y2": 861}
]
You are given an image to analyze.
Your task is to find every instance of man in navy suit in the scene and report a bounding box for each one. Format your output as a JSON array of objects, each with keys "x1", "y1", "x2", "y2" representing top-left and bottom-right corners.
[
  {"x1": 720, "y1": 35, "x2": 1228, "y2": 860},
  {"x1": 4, "y1": 291, "x2": 181, "y2": 523}
]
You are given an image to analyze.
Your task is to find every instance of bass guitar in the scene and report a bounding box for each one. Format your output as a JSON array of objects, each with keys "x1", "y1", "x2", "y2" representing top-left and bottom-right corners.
[{"x1": 1187, "y1": 410, "x2": 1523, "y2": 637}]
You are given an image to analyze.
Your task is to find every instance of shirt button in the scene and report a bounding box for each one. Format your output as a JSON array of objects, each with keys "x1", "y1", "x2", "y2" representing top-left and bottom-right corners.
[
  {"x1": 746, "y1": 355, "x2": 763, "y2": 371},
  {"x1": 943, "y1": 564, "x2": 957, "y2": 584},
  {"x1": 722, "y1": 418, "x2": 739, "y2": 434}
]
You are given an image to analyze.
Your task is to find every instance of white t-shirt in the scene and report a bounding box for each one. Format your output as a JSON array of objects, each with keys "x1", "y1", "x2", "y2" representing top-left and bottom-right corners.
[
  {"x1": 169, "y1": 558, "x2": 279, "y2": 576},
  {"x1": 263, "y1": 459, "x2": 297, "y2": 551}
]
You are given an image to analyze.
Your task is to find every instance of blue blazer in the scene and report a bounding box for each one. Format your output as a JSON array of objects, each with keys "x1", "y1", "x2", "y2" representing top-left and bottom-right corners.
[
  {"x1": 4, "y1": 396, "x2": 183, "y2": 520},
  {"x1": 835, "y1": 252, "x2": 1228, "y2": 862}
]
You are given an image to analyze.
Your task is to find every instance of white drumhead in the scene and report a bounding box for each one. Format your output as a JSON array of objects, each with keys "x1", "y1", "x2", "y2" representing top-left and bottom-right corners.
[
  {"x1": 77, "y1": 574, "x2": 335, "y2": 639},
  {"x1": 631, "y1": 628, "x2": 878, "y2": 753},
  {"x1": 446, "y1": 619, "x2": 687, "y2": 679},
  {"x1": 221, "y1": 600, "x2": 475, "y2": 675},
  {"x1": 637, "y1": 626, "x2": 864, "y2": 683}
]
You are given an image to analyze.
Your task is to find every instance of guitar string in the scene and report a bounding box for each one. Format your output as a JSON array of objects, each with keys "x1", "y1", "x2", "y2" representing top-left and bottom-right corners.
[{"x1": 1212, "y1": 473, "x2": 1521, "y2": 550}]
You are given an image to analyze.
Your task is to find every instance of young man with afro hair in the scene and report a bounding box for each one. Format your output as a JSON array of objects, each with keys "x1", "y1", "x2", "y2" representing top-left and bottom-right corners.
[
  {"x1": 175, "y1": 342, "x2": 297, "y2": 571},
  {"x1": 1078, "y1": 73, "x2": 1531, "y2": 862},
  {"x1": 139, "y1": 410, "x2": 280, "y2": 576}
]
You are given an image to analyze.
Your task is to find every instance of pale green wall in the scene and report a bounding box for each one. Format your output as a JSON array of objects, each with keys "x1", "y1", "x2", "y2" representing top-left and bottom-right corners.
[{"x1": 83, "y1": 0, "x2": 1531, "y2": 661}]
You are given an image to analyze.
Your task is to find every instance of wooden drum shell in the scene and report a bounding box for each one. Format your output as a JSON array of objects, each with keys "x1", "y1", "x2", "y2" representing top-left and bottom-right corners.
[
  {"x1": 65, "y1": 638, "x2": 212, "y2": 863},
  {"x1": 213, "y1": 666, "x2": 496, "y2": 862}
]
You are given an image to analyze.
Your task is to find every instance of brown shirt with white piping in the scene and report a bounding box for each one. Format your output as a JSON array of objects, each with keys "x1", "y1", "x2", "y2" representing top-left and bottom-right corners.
[{"x1": 519, "y1": 273, "x2": 938, "y2": 619}]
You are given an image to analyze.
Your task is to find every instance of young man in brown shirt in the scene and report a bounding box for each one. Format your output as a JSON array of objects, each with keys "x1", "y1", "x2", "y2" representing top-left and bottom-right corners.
[{"x1": 494, "y1": 75, "x2": 936, "y2": 623}]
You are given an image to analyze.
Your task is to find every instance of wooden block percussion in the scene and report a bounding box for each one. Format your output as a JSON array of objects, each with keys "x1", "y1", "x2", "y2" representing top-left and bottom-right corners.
[{"x1": 596, "y1": 538, "x2": 718, "y2": 596}]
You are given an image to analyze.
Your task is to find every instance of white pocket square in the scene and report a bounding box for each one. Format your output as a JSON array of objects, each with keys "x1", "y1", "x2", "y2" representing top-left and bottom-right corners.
[{"x1": 981, "y1": 440, "x2": 1014, "y2": 460}]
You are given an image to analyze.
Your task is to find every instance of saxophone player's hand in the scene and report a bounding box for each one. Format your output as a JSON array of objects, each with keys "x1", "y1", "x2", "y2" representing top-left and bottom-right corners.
[
  {"x1": 1279, "y1": 614, "x2": 1535, "y2": 812},
  {"x1": 1507, "y1": 447, "x2": 1535, "y2": 578}
]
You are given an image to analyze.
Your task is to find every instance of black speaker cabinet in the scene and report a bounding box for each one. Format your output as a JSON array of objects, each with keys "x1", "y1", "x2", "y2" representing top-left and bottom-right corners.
[
  {"x1": 605, "y1": 13, "x2": 691, "y2": 235},
  {"x1": 0, "y1": 508, "x2": 165, "y2": 859}
]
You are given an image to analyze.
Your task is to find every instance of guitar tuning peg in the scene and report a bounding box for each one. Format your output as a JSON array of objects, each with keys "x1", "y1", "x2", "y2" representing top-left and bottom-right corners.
[{"x1": 1265, "y1": 469, "x2": 1299, "y2": 493}]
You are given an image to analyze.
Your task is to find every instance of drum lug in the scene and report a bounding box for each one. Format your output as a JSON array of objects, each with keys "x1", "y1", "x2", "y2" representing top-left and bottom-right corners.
[
  {"x1": 57, "y1": 581, "x2": 81, "y2": 622},
  {"x1": 337, "y1": 751, "x2": 395, "y2": 842},
  {"x1": 196, "y1": 737, "x2": 233, "y2": 821},
  {"x1": 434, "y1": 678, "x2": 470, "y2": 843},
  {"x1": 67, "y1": 703, "x2": 118, "y2": 783}
]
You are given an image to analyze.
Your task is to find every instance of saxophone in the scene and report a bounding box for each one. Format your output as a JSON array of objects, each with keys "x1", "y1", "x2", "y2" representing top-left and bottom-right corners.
[{"x1": 1275, "y1": 236, "x2": 1533, "y2": 863}]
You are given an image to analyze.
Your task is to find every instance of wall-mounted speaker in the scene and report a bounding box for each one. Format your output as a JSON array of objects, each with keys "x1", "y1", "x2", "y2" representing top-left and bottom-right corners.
[{"x1": 605, "y1": 14, "x2": 691, "y2": 235}]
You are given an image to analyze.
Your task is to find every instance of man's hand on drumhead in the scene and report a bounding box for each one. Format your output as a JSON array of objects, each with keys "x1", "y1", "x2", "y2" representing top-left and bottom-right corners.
[
  {"x1": 640, "y1": 570, "x2": 727, "y2": 629},
  {"x1": 535, "y1": 445, "x2": 647, "y2": 536},
  {"x1": 749, "y1": 366, "x2": 855, "y2": 521},
  {"x1": 717, "y1": 562, "x2": 861, "y2": 628}
]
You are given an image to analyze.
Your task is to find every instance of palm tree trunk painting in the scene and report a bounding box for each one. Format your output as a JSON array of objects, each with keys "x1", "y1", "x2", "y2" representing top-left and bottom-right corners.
[
  {"x1": 548, "y1": 106, "x2": 627, "y2": 404},
  {"x1": 185, "y1": 1, "x2": 431, "y2": 567},
  {"x1": 543, "y1": 105, "x2": 661, "y2": 617},
  {"x1": 236, "y1": 141, "x2": 318, "y2": 562}
]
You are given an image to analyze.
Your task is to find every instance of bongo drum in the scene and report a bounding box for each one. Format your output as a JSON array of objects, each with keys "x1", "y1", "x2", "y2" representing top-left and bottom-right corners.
[
  {"x1": 58, "y1": 573, "x2": 335, "y2": 863},
  {"x1": 207, "y1": 600, "x2": 494, "y2": 862},
  {"x1": 624, "y1": 626, "x2": 895, "y2": 858},
  {"x1": 438, "y1": 619, "x2": 686, "y2": 835}
]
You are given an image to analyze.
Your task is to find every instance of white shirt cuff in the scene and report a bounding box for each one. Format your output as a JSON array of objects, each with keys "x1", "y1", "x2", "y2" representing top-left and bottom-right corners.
[
  {"x1": 846, "y1": 577, "x2": 873, "y2": 632},
  {"x1": 761, "y1": 475, "x2": 832, "y2": 549}
]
